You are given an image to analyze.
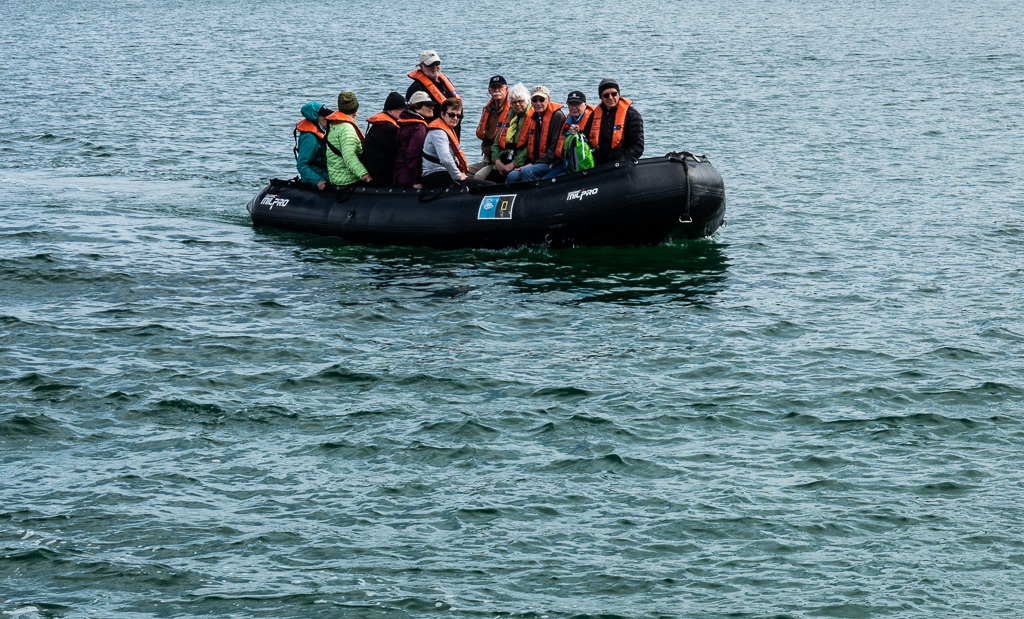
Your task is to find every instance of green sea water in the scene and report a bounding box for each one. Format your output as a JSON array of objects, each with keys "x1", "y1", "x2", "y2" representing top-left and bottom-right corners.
[{"x1": 3, "y1": 0, "x2": 1024, "y2": 616}]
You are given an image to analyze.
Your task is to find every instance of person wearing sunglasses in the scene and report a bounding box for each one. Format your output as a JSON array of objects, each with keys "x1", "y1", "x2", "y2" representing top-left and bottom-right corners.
[
  {"x1": 406, "y1": 50, "x2": 463, "y2": 139},
  {"x1": 581, "y1": 78, "x2": 645, "y2": 166},
  {"x1": 422, "y1": 98, "x2": 495, "y2": 189},
  {"x1": 507, "y1": 85, "x2": 566, "y2": 183}
]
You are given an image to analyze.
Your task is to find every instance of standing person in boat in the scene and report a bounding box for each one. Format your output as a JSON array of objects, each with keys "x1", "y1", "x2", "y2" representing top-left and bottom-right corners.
[
  {"x1": 325, "y1": 91, "x2": 371, "y2": 185},
  {"x1": 406, "y1": 50, "x2": 462, "y2": 139},
  {"x1": 393, "y1": 91, "x2": 435, "y2": 187},
  {"x1": 506, "y1": 85, "x2": 565, "y2": 183},
  {"x1": 582, "y1": 78, "x2": 644, "y2": 166},
  {"x1": 487, "y1": 83, "x2": 530, "y2": 183},
  {"x1": 361, "y1": 92, "x2": 406, "y2": 186},
  {"x1": 294, "y1": 101, "x2": 332, "y2": 190},
  {"x1": 467, "y1": 75, "x2": 509, "y2": 179},
  {"x1": 422, "y1": 98, "x2": 495, "y2": 189}
]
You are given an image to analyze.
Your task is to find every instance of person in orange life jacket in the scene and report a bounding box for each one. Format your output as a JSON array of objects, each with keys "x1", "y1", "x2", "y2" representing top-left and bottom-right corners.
[
  {"x1": 361, "y1": 92, "x2": 406, "y2": 185},
  {"x1": 393, "y1": 91, "x2": 435, "y2": 187},
  {"x1": 325, "y1": 91, "x2": 371, "y2": 185},
  {"x1": 467, "y1": 75, "x2": 509, "y2": 179},
  {"x1": 294, "y1": 101, "x2": 332, "y2": 190},
  {"x1": 581, "y1": 78, "x2": 644, "y2": 165},
  {"x1": 406, "y1": 50, "x2": 462, "y2": 140},
  {"x1": 422, "y1": 98, "x2": 496, "y2": 189},
  {"x1": 488, "y1": 83, "x2": 530, "y2": 182},
  {"x1": 538, "y1": 90, "x2": 595, "y2": 179},
  {"x1": 505, "y1": 85, "x2": 565, "y2": 183}
]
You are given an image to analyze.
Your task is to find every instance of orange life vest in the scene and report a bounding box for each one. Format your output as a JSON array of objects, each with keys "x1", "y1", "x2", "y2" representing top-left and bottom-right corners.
[
  {"x1": 295, "y1": 118, "x2": 325, "y2": 139},
  {"x1": 407, "y1": 69, "x2": 461, "y2": 105},
  {"x1": 426, "y1": 118, "x2": 468, "y2": 173},
  {"x1": 365, "y1": 112, "x2": 399, "y2": 130},
  {"x1": 588, "y1": 97, "x2": 632, "y2": 150},
  {"x1": 397, "y1": 114, "x2": 429, "y2": 128},
  {"x1": 517, "y1": 102, "x2": 564, "y2": 159},
  {"x1": 476, "y1": 97, "x2": 510, "y2": 142},
  {"x1": 493, "y1": 108, "x2": 516, "y2": 149},
  {"x1": 325, "y1": 111, "x2": 365, "y2": 142},
  {"x1": 554, "y1": 105, "x2": 595, "y2": 158},
  {"x1": 293, "y1": 118, "x2": 326, "y2": 160}
]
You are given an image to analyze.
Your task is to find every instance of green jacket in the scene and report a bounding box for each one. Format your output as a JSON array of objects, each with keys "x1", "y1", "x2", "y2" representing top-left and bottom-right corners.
[
  {"x1": 326, "y1": 121, "x2": 369, "y2": 185},
  {"x1": 490, "y1": 110, "x2": 528, "y2": 168}
]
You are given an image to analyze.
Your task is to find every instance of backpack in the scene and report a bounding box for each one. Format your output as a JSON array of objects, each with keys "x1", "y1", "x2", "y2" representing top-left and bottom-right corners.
[{"x1": 562, "y1": 133, "x2": 594, "y2": 172}]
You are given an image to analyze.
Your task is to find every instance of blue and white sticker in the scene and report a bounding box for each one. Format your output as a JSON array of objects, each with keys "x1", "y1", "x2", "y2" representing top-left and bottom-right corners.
[{"x1": 478, "y1": 194, "x2": 516, "y2": 220}]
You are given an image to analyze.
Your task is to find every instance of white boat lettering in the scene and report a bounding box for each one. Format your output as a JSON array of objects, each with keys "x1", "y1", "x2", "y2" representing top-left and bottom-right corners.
[
  {"x1": 566, "y1": 188, "x2": 599, "y2": 201},
  {"x1": 260, "y1": 194, "x2": 290, "y2": 209}
]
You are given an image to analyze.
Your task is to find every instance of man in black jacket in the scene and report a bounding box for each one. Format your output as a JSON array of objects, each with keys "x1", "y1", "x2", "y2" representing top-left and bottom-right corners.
[
  {"x1": 584, "y1": 78, "x2": 644, "y2": 165},
  {"x1": 361, "y1": 92, "x2": 407, "y2": 185}
]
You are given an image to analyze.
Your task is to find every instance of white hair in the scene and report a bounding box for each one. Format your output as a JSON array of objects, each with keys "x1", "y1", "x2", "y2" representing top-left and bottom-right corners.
[{"x1": 509, "y1": 83, "x2": 529, "y2": 103}]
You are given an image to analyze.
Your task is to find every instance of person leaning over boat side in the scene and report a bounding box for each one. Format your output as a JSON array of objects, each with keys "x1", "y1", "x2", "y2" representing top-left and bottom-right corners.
[
  {"x1": 467, "y1": 75, "x2": 509, "y2": 179},
  {"x1": 325, "y1": 91, "x2": 371, "y2": 185},
  {"x1": 487, "y1": 83, "x2": 530, "y2": 183},
  {"x1": 393, "y1": 91, "x2": 435, "y2": 188},
  {"x1": 406, "y1": 49, "x2": 462, "y2": 139},
  {"x1": 540, "y1": 90, "x2": 595, "y2": 179},
  {"x1": 294, "y1": 101, "x2": 332, "y2": 190},
  {"x1": 582, "y1": 78, "x2": 644, "y2": 166},
  {"x1": 361, "y1": 92, "x2": 406, "y2": 186},
  {"x1": 506, "y1": 85, "x2": 565, "y2": 183},
  {"x1": 422, "y1": 98, "x2": 496, "y2": 189}
]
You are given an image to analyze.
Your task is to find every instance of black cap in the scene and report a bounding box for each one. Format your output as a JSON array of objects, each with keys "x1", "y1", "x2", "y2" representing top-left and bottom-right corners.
[
  {"x1": 566, "y1": 90, "x2": 586, "y2": 104},
  {"x1": 489, "y1": 75, "x2": 507, "y2": 87},
  {"x1": 598, "y1": 78, "x2": 620, "y2": 95},
  {"x1": 383, "y1": 91, "x2": 407, "y2": 111}
]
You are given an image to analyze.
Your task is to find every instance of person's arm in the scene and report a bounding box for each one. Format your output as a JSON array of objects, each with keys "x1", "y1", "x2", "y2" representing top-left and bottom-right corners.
[
  {"x1": 621, "y1": 107, "x2": 645, "y2": 161},
  {"x1": 296, "y1": 133, "x2": 329, "y2": 185},
  {"x1": 435, "y1": 133, "x2": 462, "y2": 179}
]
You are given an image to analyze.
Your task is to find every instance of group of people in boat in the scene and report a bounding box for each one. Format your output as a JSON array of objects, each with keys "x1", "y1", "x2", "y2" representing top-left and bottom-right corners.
[{"x1": 294, "y1": 50, "x2": 645, "y2": 190}]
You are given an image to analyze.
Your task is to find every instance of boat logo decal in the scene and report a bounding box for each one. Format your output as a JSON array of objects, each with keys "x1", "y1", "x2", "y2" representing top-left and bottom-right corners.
[
  {"x1": 260, "y1": 194, "x2": 290, "y2": 209},
  {"x1": 478, "y1": 194, "x2": 516, "y2": 220},
  {"x1": 566, "y1": 188, "x2": 598, "y2": 201}
]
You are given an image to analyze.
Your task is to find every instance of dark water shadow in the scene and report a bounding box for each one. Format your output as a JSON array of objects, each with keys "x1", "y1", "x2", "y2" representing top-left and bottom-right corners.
[{"x1": 254, "y1": 229, "x2": 731, "y2": 306}]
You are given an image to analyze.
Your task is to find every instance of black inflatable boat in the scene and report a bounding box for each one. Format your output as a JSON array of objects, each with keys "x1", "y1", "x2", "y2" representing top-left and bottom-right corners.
[{"x1": 246, "y1": 152, "x2": 725, "y2": 249}]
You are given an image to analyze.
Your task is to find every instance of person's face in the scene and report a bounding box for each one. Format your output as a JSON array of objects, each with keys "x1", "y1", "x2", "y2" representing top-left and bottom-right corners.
[
  {"x1": 600, "y1": 89, "x2": 620, "y2": 109},
  {"x1": 531, "y1": 94, "x2": 548, "y2": 114},
  {"x1": 417, "y1": 103, "x2": 434, "y2": 119},
  {"x1": 510, "y1": 97, "x2": 528, "y2": 114},
  {"x1": 488, "y1": 84, "x2": 507, "y2": 102},
  {"x1": 443, "y1": 108, "x2": 462, "y2": 128},
  {"x1": 567, "y1": 102, "x2": 584, "y2": 117},
  {"x1": 421, "y1": 62, "x2": 441, "y2": 80}
]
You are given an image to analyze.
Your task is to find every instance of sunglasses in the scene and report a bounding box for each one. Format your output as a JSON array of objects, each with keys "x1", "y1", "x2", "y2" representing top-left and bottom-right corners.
[
  {"x1": 445, "y1": 112, "x2": 463, "y2": 120},
  {"x1": 531, "y1": 96, "x2": 547, "y2": 103},
  {"x1": 601, "y1": 91, "x2": 620, "y2": 99}
]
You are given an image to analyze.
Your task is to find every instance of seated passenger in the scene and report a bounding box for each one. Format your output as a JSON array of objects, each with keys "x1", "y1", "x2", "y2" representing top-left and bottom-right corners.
[
  {"x1": 393, "y1": 91, "x2": 435, "y2": 187},
  {"x1": 582, "y1": 78, "x2": 645, "y2": 165},
  {"x1": 294, "y1": 101, "x2": 331, "y2": 190},
  {"x1": 467, "y1": 75, "x2": 509, "y2": 179},
  {"x1": 542, "y1": 90, "x2": 595, "y2": 179},
  {"x1": 325, "y1": 91, "x2": 371, "y2": 185},
  {"x1": 362, "y1": 92, "x2": 406, "y2": 185},
  {"x1": 422, "y1": 98, "x2": 495, "y2": 188},
  {"x1": 487, "y1": 83, "x2": 530, "y2": 183},
  {"x1": 506, "y1": 85, "x2": 565, "y2": 183}
]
